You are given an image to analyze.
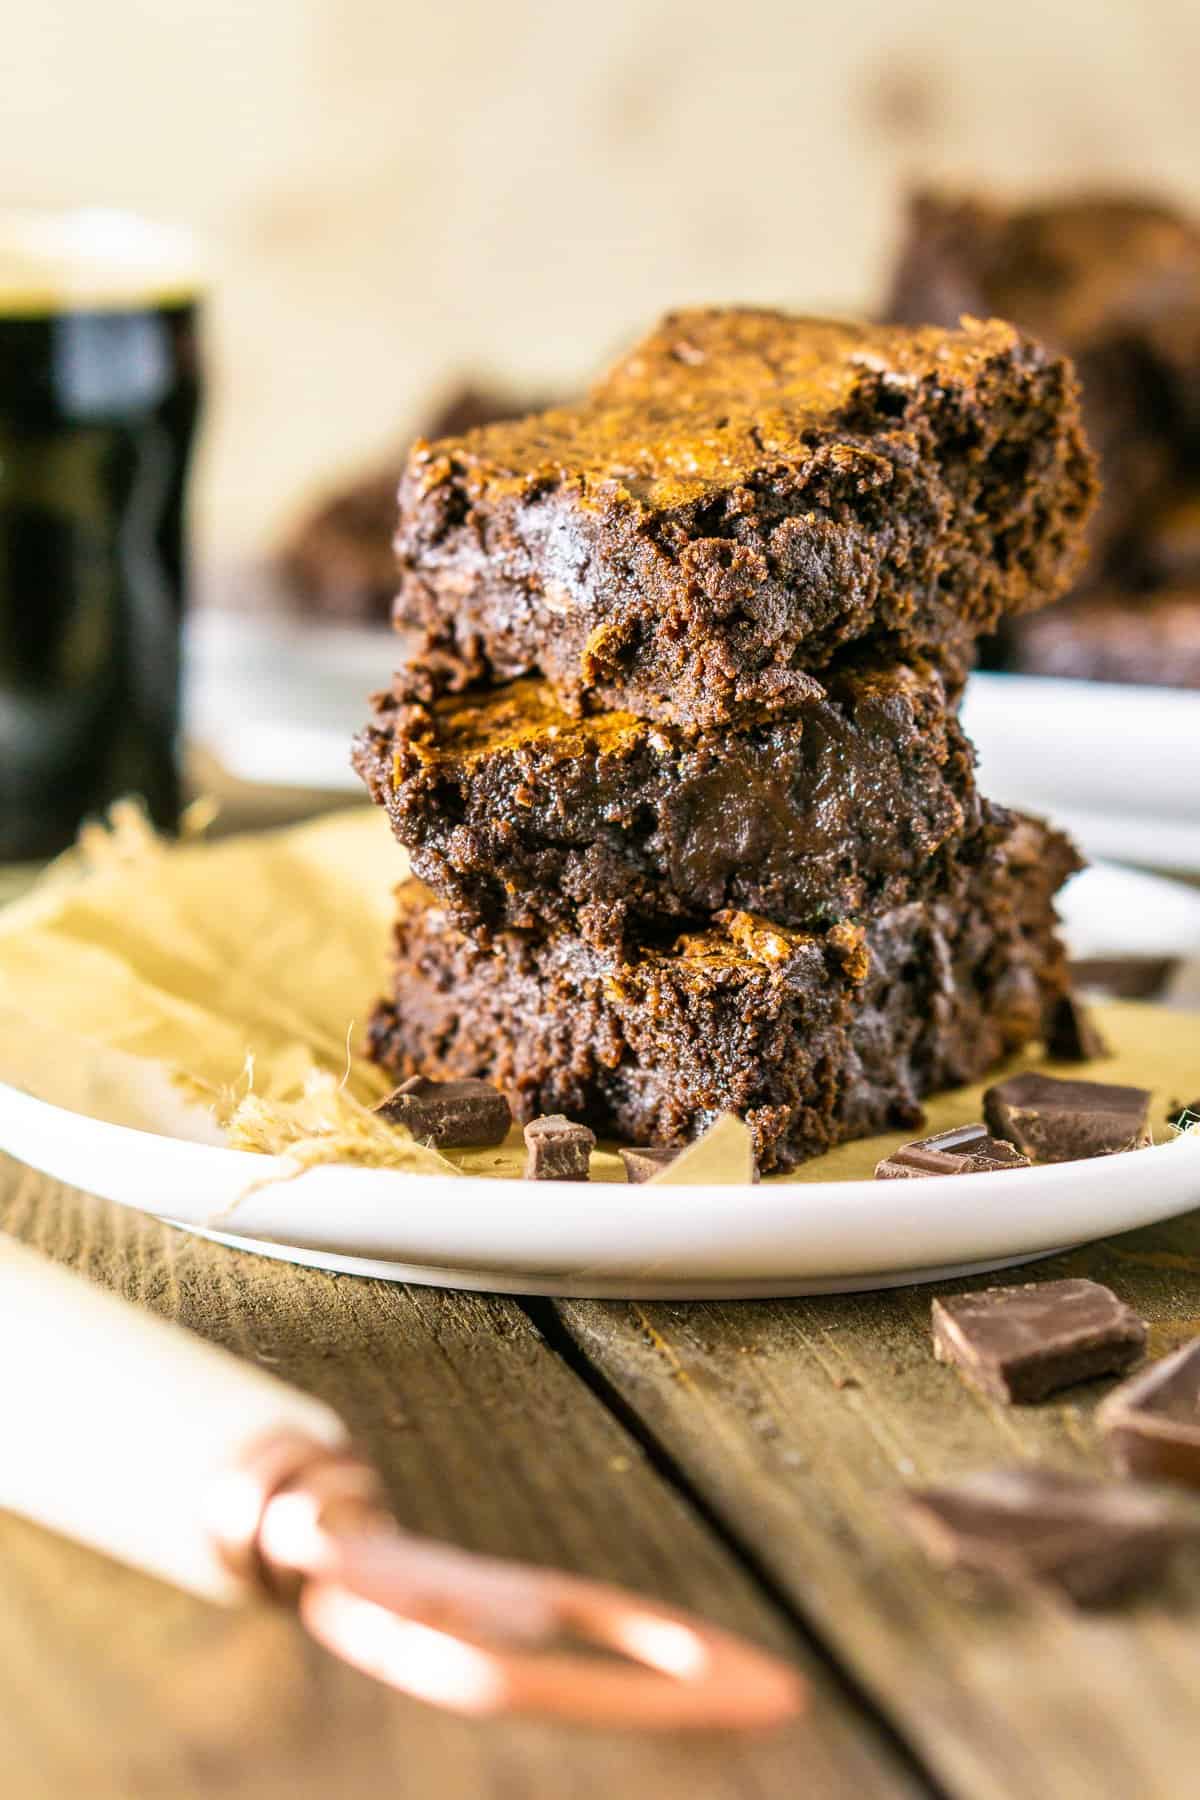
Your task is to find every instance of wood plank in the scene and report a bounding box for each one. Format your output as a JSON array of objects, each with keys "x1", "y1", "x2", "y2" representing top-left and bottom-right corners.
[
  {"x1": 0, "y1": 1157, "x2": 923, "y2": 1800},
  {"x1": 558, "y1": 1214, "x2": 1200, "y2": 1800}
]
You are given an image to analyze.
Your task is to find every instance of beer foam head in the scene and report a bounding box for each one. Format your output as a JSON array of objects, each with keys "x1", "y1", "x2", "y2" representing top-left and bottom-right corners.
[{"x1": 0, "y1": 209, "x2": 203, "y2": 314}]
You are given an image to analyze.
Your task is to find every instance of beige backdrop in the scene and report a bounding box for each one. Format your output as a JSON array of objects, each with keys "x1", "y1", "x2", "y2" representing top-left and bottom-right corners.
[{"x1": 2, "y1": 0, "x2": 1198, "y2": 556}]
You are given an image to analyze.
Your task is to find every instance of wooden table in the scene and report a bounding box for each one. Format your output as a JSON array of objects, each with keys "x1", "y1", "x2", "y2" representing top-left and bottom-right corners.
[{"x1": 5, "y1": 1143, "x2": 1200, "y2": 1800}]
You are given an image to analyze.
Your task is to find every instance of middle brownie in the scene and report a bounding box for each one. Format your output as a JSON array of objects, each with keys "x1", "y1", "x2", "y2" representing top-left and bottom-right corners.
[{"x1": 354, "y1": 655, "x2": 979, "y2": 951}]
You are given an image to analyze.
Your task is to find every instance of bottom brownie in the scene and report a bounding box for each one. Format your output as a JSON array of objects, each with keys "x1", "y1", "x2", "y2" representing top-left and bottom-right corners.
[{"x1": 368, "y1": 811, "x2": 1078, "y2": 1173}]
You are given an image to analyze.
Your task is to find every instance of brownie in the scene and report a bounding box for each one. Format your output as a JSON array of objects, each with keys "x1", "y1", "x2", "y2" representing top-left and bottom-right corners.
[
  {"x1": 887, "y1": 191, "x2": 1200, "y2": 569},
  {"x1": 353, "y1": 655, "x2": 980, "y2": 949},
  {"x1": 394, "y1": 309, "x2": 1095, "y2": 726},
  {"x1": 367, "y1": 813, "x2": 1077, "y2": 1174},
  {"x1": 1009, "y1": 586, "x2": 1200, "y2": 689},
  {"x1": 278, "y1": 383, "x2": 554, "y2": 626}
]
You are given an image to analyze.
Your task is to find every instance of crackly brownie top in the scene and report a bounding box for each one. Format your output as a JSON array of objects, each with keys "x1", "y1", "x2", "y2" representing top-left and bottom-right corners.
[
  {"x1": 408, "y1": 309, "x2": 1049, "y2": 517},
  {"x1": 891, "y1": 191, "x2": 1200, "y2": 350}
]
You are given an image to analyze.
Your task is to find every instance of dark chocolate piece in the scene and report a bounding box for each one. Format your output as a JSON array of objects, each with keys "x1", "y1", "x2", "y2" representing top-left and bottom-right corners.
[
  {"x1": 932, "y1": 1278, "x2": 1147, "y2": 1404},
  {"x1": 983, "y1": 1071, "x2": 1152, "y2": 1163},
  {"x1": 1044, "y1": 992, "x2": 1111, "y2": 1063},
  {"x1": 875, "y1": 1123, "x2": 1030, "y2": 1179},
  {"x1": 368, "y1": 811, "x2": 1075, "y2": 1174},
  {"x1": 1070, "y1": 956, "x2": 1179, "y2": 1001},
  {"x1": 620, "y1": 1146, "x2": 680, "y2": 1184},
  {"x1": 394, "y1": 309, "x2": 1096, "y2": 727},
  {"x1": 1099, "y1": 1340, "x2": 1200, "y2": 1486},
  {"x1": 523, "y1": 1115, "x2": 595, "y2": 1181},
  {"x1": 897, "y1": 1467, "x2": 1191, "y2": 1606},
  {"x1": 374, "y1": 1074, "x2": 512, "y2": 1146}
]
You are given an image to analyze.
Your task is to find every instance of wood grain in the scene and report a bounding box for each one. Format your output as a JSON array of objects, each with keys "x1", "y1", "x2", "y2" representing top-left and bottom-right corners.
[
  {"x1": 558, "y1": 1216, "x2": 1200, "y2": 1800},
  {"x1": 0, "y1": 1156, "x2": 920, "y2": 1800}
]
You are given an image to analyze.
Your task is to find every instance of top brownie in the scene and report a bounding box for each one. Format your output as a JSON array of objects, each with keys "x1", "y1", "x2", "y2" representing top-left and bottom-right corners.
[
  {"x1": 394, "y1": 309, "x2": 1095, "y2": 727},
  {"x1": 887, "y1": 192, "x2": 1200, "y2": 572}
]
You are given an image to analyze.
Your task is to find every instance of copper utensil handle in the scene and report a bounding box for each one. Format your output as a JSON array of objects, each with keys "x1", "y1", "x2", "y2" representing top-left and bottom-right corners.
[{"x1": 0, "y1": 1238, "x2": 804, "y2": 1729}]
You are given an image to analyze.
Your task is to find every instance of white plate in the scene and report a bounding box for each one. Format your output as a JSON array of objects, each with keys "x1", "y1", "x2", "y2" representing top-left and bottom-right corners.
[
  {"x1": 2, "y1": 1074, "x2": 1199, "y2": 1298},
  {"x1": 186, "y1": 610, "x2": 1200, "y2": 871}
]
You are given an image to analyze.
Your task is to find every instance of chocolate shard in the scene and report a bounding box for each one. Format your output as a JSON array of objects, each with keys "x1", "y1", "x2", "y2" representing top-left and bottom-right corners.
[
  {"x1": 374, "y1": 1075, "x2": 512, "y2": 1147},
  {"x1": 983, "y1": 1071, "x2": 1152, "y2": 1162},
  {"x1": 897, "y1": 1468, "x2": 1192, "y2": 1606},
  {"x1": 523, "y1": 1114, "x2": 595, "y2": 1181},
  {"x1": 1099, "y1": 1339, "x2": 1200, "y2": 1486},
  {"x1": 1069, "y1": 956, "x2": 1178, "y2": 1001},
  {"x1": 1044, "y1": 992, "x2": 1111, "y2": 1062},
  {"x1": 620, "y1": 1146, "x2": 679, "y2": 1184},
  {"x1": 875, "y1": 1123, "x2": 1030, "y2": 1179},
  {"x1": 932, "y1": 1278, "x2": 1147, "y2": 1404}
]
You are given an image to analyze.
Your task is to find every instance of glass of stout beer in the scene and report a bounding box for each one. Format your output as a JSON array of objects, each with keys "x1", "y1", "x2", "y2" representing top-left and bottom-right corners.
[{"x1": 0, "y1": 211, "x2": 203, "y2": 861}]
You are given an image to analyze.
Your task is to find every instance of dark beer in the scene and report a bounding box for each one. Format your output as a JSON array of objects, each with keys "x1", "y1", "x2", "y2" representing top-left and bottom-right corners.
[{"x1": 0, "y1": 214, "x2": 202, "y2": 860}]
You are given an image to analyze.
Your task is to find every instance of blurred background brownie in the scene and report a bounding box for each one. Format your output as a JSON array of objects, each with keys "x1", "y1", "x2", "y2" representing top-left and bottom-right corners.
[
  {"x1": 887, "y1": 189, "x2": 1200, "y2": 688},
  {"x1": 276, "y1": 383, "x2": 557, "y2": 626}
]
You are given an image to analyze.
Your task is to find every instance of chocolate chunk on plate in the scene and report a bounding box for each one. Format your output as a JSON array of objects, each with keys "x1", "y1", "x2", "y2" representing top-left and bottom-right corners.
[
  {"x1": 897, "y1": 1468, "x2": 1192, "y2": 1606},
  {"x1": 375, "y1": 1075, "x2": 512, "y2": 1147},
  {"x1": 983, "y1": 1071, "x2": 1152, "y2": 1162},
  {"x1": 1043, "y1": 992, "x2": 1111, "y2": 1062},
  {"x1": 875, "y1": 1123, "x2": 1029, "y2": 1179},
  {"x1": 932, "y1": 1278, "x2": 1147, "y2": 1404},
  {"x1": 1099, "y1": 1340, "x2": 1200, "y2": 1487},
  {"x1": 524, "y1": 1115, "x2": 596, "y2": 1181},
  {"x1": 620, "y1": 1146, "x2": 679, "y2": 1184}
]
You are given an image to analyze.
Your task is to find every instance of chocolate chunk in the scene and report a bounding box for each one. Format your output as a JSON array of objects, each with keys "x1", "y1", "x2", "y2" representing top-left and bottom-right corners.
[
  {"x1": 1099, "y1": 1340, "x2": 1200, "y2": 1486},
  {"x1": 523, "y1": 1114, "x2": 595, "y2": 1181},
  {"x1": 374, "y1": 1075, "x2": 512, "y2": 1146},
  {"x1": 897, "y1": 1468, "x2": 1191, "y2": 1606},
  {"x1": 1069, "y1": 956, "x2": 1177, "y2": 1001},
  {"x1": 983, "y1": 1071, "x2": 1152, "y2": 1162},
  {"x1": 620, "y1": 1146, "x2": 679, "y2": 1184},
  {"x1": 932, "y1": 1278, "x2": 1147, "y2": 1404},
  {"x1": 875, "y1": 1123, "x2": 1030, "y2": 1179},
  {"x1": 1044, "y1": 992, "x2": 1111, "y2": 1063}
]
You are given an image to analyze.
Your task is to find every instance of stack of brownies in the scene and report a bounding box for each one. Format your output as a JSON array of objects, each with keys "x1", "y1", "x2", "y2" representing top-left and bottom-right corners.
[{"x1": 354, "y1": 308, "x2": 1097, "y2": 1173}]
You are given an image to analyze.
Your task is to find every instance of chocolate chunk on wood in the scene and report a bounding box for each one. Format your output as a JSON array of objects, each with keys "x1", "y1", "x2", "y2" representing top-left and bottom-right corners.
[
  {"x1": 932, "y1": 1278, "x2": 1147, "y2": 1404},
  {"x1": 1044, "y1": 992, "x2": 1111, "y2": 1062},
  {"x1": 983, "y1": 1071, "x2": 1152, "y2": 1162},
  {"x1": 620, "y1": 1146, "x2": 679, "y2": 1184},
  {"x1": 897, "y1": 1468, "x2": 1191, "y2": 1606},
  {"x1": 523, "y1": 1115, "x2": 595, "y2": 1181},
  {"x1": 1099, "y1": 1340, "x2": 1200, "y2": 1486},
  {"x1": 375, "y1": 1075, "x2": 512, "y2": 1146},
  {"x1": 875, "y1": 1123, "x2": 1030, "y2": 1179}
]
